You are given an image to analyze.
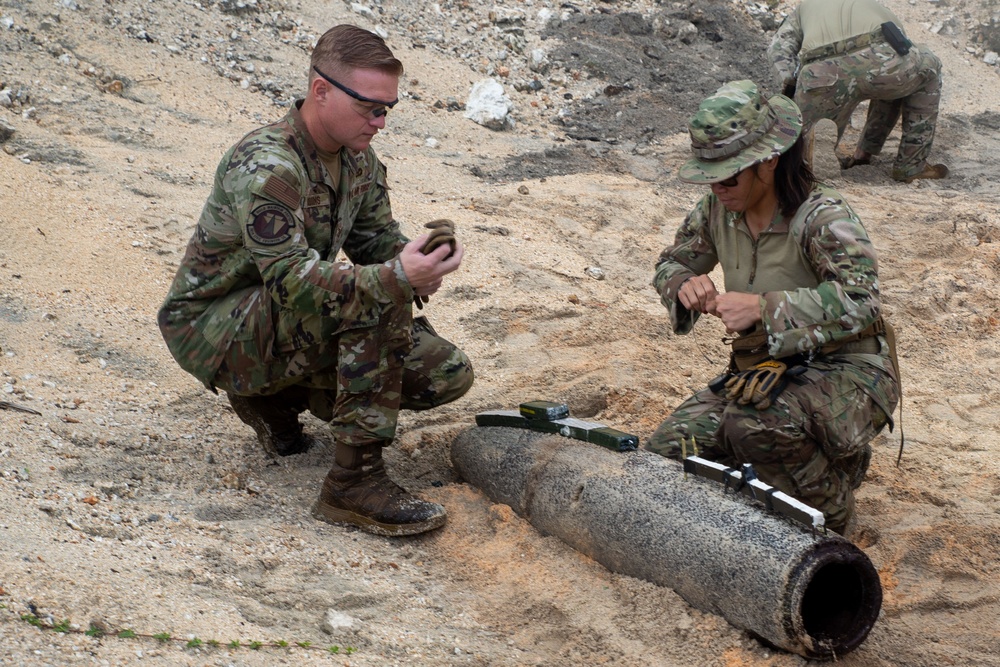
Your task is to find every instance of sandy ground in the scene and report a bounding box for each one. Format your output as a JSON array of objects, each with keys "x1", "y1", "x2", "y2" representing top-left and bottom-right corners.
[{"x1": 1, "y1": 0, "x2": 1000, "y2": 665}]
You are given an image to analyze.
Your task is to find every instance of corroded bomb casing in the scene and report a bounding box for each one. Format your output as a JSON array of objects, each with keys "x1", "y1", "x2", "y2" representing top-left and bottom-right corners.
[{"x1": 450, "y1": 426, "x2": 882, "y2": 660}]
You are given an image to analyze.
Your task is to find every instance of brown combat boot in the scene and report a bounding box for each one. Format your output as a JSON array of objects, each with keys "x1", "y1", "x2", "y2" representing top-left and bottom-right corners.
[
  {"x1": 226, "y1": 390, "x2": 317, "y2": 458},
  {"x1": 898, "y1": 163, "x2": 949, "y2": 183},
  {"x1": 311, "y1": 443, "x2": 447, "y2": 536}
]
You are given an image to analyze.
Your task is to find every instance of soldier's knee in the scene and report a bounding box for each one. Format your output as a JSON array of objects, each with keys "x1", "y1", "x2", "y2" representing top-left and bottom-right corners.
[
  {"x1": 400, "y1": 350, "x2": 473, "y2": 410},
  {"x1": 440, "y1": 357, "x2": 475, "y2": 404},
  {"x1": 643, "y1": 433, "x2": 683, "y2": 461}
]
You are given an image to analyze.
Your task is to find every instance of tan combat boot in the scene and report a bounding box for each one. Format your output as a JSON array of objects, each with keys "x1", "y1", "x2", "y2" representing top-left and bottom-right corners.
[
  {"x1": 311, "y1": 443, "x2": 447, "y2": 536},
  {"x1": 898, "y1": 163, "x2": 949, "y2": 183},
  {"x1": 226, "y1": 390, "x2": 316, "y2": 458}
]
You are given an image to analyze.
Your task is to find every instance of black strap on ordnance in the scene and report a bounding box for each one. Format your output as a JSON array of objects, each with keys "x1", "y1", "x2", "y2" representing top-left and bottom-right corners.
[{"x1": 475, "y1": 409, "x2": 639, "y2": 453}]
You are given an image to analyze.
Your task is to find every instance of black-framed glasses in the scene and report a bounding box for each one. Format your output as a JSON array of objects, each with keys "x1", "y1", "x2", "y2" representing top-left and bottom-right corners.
[{"x1": 312, "y1": 66, "x2": 398, "y2": 118}]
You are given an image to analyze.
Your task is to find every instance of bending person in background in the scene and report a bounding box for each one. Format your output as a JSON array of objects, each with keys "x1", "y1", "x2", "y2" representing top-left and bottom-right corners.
[
  {"x1": 768, "y1": 0, "x2": 947, "y2": 183},
  {"x1": 647, "y1": 80, "x2": 899, "y2": 534}
]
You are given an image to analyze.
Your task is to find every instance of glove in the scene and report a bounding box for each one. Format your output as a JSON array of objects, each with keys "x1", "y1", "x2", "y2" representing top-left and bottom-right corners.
[
  {"x1": 724, "y1": 359, "x2": 789, "y2": 411},
  {"x1": 414, "y1": 219, "x2": 457, "y2": 309},
  {"x1": 419, "y1": 218, "x2": 457, "y2": 257}
]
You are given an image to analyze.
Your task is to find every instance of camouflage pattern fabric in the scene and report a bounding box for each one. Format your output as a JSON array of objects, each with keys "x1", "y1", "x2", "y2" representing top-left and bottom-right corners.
[
  {"x1": 645, "y1": 358, "x2": 897, "y2": 533},
  {"x1": 158, "y1": 100, "x2": 474, "y2": 447},
  {"x1": 768, "y1": 1, "x2": 943, "y2": 180},
  {"x1": 678, "y1": 80, "x2": 801, "y2": 185},
  {"x1": 653, "y1": 184, "x2": 893, "y2": 370},
  {"x1": 649, "y1": 184, "x2": 899, "y2": 531},
  {"x1": 158, "y1": 100, "x2": 410, "y2": 389},
  {"x1": 215, "y1": 310, "x2": 473, "y2": 446}
]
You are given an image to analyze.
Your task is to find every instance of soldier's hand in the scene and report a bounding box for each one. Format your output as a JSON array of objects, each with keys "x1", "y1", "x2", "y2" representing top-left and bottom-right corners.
[
  {"x1": 678, "y1": 275, "x2": 719, "y2": 315},
  {"x1": 400, "y1": 236, "x2": 463, "y2": 297},
  {"x1": 714, "y1": 292, "x2": 762, "y2": 333}
]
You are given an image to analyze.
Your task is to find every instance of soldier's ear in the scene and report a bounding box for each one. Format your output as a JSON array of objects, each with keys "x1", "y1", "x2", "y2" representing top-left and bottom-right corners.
[
  {"x1": 760, "y1": 156, "x2": 779, "y2": 174},
  {"x1": 310, "y1": 75, "x2": 330, "y2": 103}
]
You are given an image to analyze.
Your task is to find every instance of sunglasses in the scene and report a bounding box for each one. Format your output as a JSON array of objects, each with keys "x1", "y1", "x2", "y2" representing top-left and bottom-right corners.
[
  {"x1": 312, "y1": 66, "x2": 398, "y2": 118},
  {"x1": 715, "y1": 171, "x2": 742, "y2": 188}
]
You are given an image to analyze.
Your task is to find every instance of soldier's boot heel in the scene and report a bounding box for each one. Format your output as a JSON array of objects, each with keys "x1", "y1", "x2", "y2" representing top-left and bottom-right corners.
[
  {"x1": 226, "y1": 391, "x2": 315, "y2": 458},
  {"x1": 810, "y1": 119, "x2": 841, "y2": 182}
]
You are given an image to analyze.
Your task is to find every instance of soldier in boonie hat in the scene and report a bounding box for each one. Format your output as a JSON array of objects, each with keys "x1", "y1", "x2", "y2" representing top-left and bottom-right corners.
[
  {"x1": 678, "y1": 79, "x2": 802, "y2": 184},
  {"x1": 647, "y1": 79, "x2": 900, "y2": 536}
]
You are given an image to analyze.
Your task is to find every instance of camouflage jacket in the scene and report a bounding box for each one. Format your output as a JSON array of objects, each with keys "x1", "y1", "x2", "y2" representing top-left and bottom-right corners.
[
  {"x1": 768, "y1": 0, "x2": 902, "y2": 88},
  {"x1": 158, "y1": 101, "x2": 411, "y2": 386},
  {"x1": 652, "y1": 185, "x2": 891, "y2": 370}
]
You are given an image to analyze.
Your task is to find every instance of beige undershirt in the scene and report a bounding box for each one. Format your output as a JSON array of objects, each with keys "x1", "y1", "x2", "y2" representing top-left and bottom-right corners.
[{"x1": 317, "y1": 147, "x2": 341, "y2": 192}]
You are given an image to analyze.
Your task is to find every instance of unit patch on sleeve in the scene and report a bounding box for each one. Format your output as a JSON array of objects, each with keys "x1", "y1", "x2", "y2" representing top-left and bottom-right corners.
[{"x1": 247, "y1": 203, "x2": 295, "y2": 245}]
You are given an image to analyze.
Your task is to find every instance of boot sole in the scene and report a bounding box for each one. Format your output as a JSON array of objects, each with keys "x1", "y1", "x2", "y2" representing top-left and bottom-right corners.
[
  {"x1": 810, "y1": 119, "x2": 841, "y2": 183},
  {"x1": 900, "y1": 164, "x2": 950, "y2": 183},
  {"x1": 310, "y1": 500, "x2": 446, "y2": 537}
]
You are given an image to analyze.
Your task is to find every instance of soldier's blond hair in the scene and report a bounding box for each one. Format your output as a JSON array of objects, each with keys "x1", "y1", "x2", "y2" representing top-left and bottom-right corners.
[{"x1": 310, "y1": 25, "x2": 403, "y2": 82}]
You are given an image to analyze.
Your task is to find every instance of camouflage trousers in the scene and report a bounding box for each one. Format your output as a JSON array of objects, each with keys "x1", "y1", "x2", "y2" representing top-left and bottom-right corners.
[
  {"x1": 214, "y1": 302, "x2": 474, "y2": 448},
  {"x1": 795, "y1": 41, "x2": 942, "y2": 180},
  {"x1": 645, "y1": 358, "x2": 898, "y2": 533}
]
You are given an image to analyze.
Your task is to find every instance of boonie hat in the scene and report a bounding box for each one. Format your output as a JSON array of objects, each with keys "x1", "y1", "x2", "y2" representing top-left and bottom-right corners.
[{"x1": 678, "y1": 80, "x2": 802, "y2": 184}]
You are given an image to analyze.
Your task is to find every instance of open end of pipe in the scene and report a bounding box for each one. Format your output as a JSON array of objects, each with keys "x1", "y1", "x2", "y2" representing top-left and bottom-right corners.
[{"x1": 798, "y1": 550, "x2": 882, "y2": 658}]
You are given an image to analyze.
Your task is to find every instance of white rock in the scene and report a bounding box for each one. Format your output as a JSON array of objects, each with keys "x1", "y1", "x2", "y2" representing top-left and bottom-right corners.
[
  {"x1": 464, "y1": 79, "x2": 515, "y2": 131},
  {"x1": 351, "y1": 3, "x2": 375, "y2": 19},
  {"x1": 321, "y1": 609, "x2": 357, "y2": 634},
  {"x1": 529, "y1": 48, "x2": 549, "y2": 73}
]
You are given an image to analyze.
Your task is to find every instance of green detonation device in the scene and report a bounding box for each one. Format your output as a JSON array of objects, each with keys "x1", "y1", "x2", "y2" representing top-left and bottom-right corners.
[{"x1": 475, "y1": 401, "x2": 639, "y2": 453}]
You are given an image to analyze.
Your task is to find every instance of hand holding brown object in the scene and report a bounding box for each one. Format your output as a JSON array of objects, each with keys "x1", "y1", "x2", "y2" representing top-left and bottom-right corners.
[{"x1": 419, "y1": 219, "x2": 457, "y2": 257}]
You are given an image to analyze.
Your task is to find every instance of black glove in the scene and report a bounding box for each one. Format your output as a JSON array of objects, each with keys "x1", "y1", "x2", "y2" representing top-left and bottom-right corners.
[{"x1": 724, "y1": 359, "x2": 790, "y2": 410}]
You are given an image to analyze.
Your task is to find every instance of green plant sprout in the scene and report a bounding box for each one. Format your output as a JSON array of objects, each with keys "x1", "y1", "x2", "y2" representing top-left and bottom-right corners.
[{"x1": 4, "y1": 603, "x2": 357, "y2": 657}]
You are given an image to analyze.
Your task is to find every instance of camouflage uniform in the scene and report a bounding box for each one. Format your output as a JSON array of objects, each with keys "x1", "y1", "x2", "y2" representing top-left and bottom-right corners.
[
  {"x1": 768, "y1": 0, "x2": 942, "y2": 181},
  {"x1": 158, "y1": 101, "x2": 473, "y2": 448},
  {"x1": 648, "y1": 185, "x2": 899, "y2": 533}
]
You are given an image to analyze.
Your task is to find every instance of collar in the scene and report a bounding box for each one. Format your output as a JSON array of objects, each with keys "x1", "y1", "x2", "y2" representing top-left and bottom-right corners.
[{"x1": 287, "y1": 100, "x2": 361, "y2": 186}]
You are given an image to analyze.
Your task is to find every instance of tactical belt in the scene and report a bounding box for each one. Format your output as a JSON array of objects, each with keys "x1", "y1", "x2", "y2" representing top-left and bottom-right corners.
[
  {"x1": 800, "y1": 26, "x2": 888, "y2": 65},
  {"x1": 729, "y1": 317, "x2": 886, "y2": 372},
  {"x1": 728, "y1": 317, "x2": 906, "y2": 464}
]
